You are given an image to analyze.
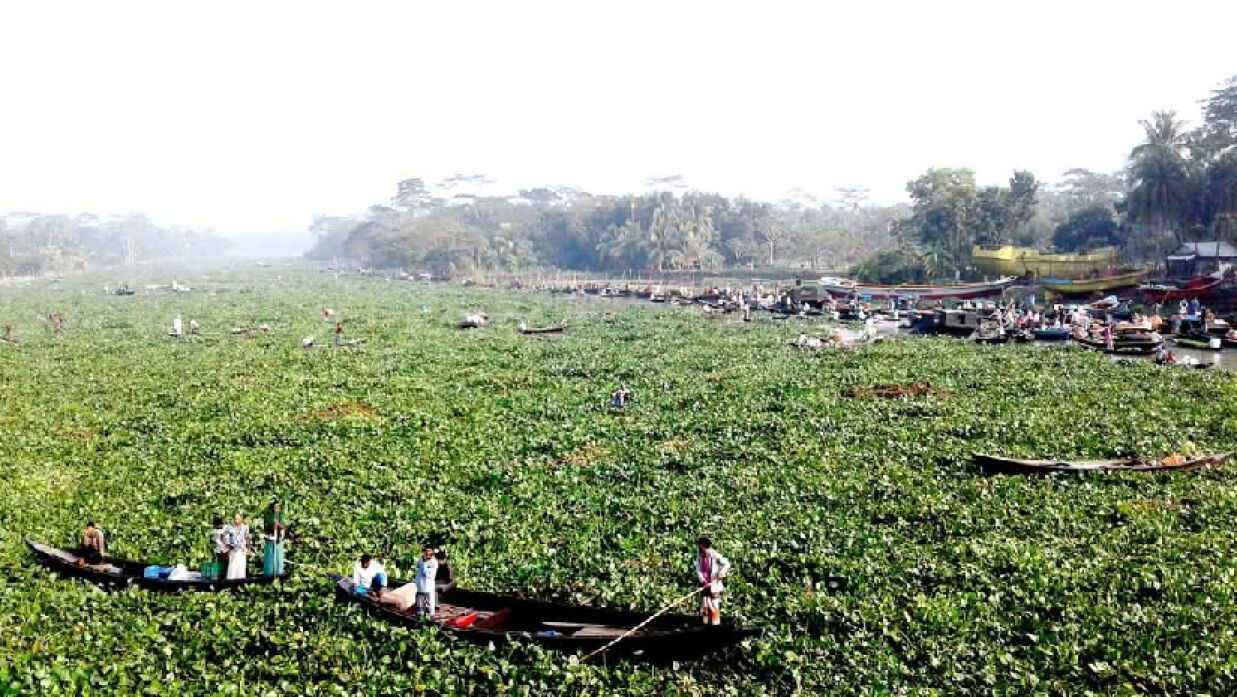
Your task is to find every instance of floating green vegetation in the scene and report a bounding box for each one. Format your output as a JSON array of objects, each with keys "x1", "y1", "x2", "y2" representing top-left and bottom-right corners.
[{"x1": 2, "y1": 267, "x2": 1236, "y2": 695}]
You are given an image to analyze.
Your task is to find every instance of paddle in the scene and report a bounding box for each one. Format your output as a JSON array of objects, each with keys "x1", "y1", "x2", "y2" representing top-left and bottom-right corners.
[{"x1": 577, "y1": 585, "x2": 707, "y2": 663}]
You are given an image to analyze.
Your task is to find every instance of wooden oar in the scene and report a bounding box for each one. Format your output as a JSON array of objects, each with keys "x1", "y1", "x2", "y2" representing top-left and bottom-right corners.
[{"x1": 578, "y1": 586, "x2": 706, "y2": 663}]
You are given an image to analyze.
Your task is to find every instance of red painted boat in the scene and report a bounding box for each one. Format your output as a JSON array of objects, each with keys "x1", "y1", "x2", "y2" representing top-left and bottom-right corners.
[
  {"x1": 1139, "y1": 275, "x2": 1224, "y2": 303},
  {"x1": 818, "y1": 276, "x2": 1016, "y2": 301}
]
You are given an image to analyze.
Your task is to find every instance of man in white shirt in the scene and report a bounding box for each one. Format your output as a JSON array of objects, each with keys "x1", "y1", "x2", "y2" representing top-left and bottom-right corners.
[
  {"x1": 414, "y1": 545, "x2": 439, "y2": 618},
  {"x1": 352, "y1": 554, "x2": 387, "y2": 597}
]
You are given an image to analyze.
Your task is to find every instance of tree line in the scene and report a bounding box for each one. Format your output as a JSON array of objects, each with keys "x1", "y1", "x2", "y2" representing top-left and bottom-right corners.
[
  {"x1": 858, "y1": 76, "x2": 1237, "y2": 282},
  {"x1": 307, "y1": 181, "x2": 905, "y2": 277},
  {"x1": 0, "y1": 213, "x2": 231, "y2": 277},
  {"x1": 316, "y1": 76, "x2": 1237, "y2": 282}
]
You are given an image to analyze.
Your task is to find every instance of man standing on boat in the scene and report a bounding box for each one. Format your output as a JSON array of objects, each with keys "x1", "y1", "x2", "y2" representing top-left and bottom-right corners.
[
  {"x1": 694, "y1": 536, "x2": 731, "y2": 626},
  {"x1": 414, "y1": 544, "x2": 439, "y2": 618}
]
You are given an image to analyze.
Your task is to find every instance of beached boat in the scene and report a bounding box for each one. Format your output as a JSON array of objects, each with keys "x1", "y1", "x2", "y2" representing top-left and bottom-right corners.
[
  {"x1": 817, "y1": 276, "x2": 1016, "y2": 301},
  {"x1": 1042, "y1": 269, "x2": 1148, "y2": 294},
  {"x1": 327, "y1": 574, "x2": 759, "y2": 660},
  {"x1": 971, "y1": 245, "x2": 1119, "y2": 277},
  {"x1": 26, "y1": 539, "x2": 289, "y2": 591},
  {"x1": 1138, "y1": 275, "x2": 1224, "y2": 303},
  {"x1": 973, "y1": 452, "x2": 1230, "y2": 475}
]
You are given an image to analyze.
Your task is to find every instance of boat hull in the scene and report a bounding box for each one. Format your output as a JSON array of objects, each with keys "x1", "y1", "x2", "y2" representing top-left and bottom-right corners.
[
  {"x1": 818, "y1": 277, "x2": 1016, "y2": 301},
  {"x1": 973, "y1": 452, "x2": 1230, "y2": 475},
  {"x1": 328, "y1": 574, "x2": 759, "y2": 660},
  {"x1": 26, "y1": 539, "x2": 289, "y2": 591},
  {"x1": 1043, "y1": 270, "x2": 1148, "y2": 294}
]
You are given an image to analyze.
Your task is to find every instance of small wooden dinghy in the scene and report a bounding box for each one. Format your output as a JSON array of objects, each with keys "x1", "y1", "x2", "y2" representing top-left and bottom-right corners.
[
  {"x1": 327, "y1": 574, "x2": 759, "y2": 660},
  {"x1": 518, "y1": 320, "x2": 567, "y2": 335},
  {"x1": 973, "y1": 452, "x2": 1231, "y2": 475},
  {"x1": 26, "y1": 539, "x2": 290, "y2": 591}
]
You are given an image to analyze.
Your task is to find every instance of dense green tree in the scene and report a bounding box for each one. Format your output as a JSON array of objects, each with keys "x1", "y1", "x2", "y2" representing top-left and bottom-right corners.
[{"x1": 1052, "y1": 206, "x2": 1123, "y2": 252}]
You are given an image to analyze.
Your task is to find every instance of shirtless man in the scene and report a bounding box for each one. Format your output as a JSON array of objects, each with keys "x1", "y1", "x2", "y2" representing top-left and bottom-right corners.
[{"x1": 81, "y1": 522, "x2": 106, "y2": 565}]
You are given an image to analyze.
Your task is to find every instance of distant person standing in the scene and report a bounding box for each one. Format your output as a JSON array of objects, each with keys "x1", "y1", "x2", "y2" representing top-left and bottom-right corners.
[
  {"x1": 1, "y1": 324, "x2": 13, "y2": 344},
  {"x1": 333, "y1": 322, "x2": 343, "y2": 347},
  {"x1": 693, "y1": 536, "x2": 732, "y2": 626},
  {"x1": 224, "y1": 513, "x2": 250, "y2": 580},
  {"x1": 414, "y1": 544, "x2": 439, "y2": 617},
  {"x1": 262, "y1": 500, "x2": 286, "y2": 578}
]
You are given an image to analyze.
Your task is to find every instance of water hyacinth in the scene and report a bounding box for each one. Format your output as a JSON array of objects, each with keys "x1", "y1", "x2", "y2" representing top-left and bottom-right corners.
[{"x1": 1, "y1": 267, "x2": 1236, "y2": 694}]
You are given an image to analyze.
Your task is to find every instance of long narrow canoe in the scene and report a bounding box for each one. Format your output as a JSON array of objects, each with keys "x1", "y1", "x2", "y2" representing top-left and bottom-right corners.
[
  {"x1": 328, "y1": 574, "x2": 759, "y2": 660},
  {"x1": 26, "y1": 539, "x2": 289, "y2": 591},
  {"x1": 818, "y1": 276, "x2": 1016, "y2": 301},
  {"x1": 518, "y1": 322, "x2": 567, "y2": 335},
  {"x1": 973, "y1": 452, "x2": 1231, "y2": 475}
]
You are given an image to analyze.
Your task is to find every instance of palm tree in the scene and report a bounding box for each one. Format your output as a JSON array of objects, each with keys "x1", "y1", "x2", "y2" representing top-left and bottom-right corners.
[
  {"x1": 920, "y1": 243, "x2": 954, "y2": 281},
  {"x1": 1129, "y1": 110, "x2": 1194, "y2": 249},
  {"x1": 1131, "y1": 111, "x2": 1189, "y2": 161}
]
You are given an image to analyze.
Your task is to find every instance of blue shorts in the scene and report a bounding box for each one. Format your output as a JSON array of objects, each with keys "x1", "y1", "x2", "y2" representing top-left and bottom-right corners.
[{"x1": 355, "y1": 573, "x2": 386, "y2": 595}]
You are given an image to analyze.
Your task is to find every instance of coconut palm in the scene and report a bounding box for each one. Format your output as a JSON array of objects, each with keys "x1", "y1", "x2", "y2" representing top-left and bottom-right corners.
[
  {"x1": 1131, "y1": 111, "x2": 1189, "y2": 161},
  {"x1": 1128, "y1": 110, "x2": 1194, "y2": 246}
]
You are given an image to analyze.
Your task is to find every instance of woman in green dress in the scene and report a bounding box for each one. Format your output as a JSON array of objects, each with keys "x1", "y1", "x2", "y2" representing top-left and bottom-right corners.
[{"x1": 262, "y1": 500, "x2": 286, "y2": 577}]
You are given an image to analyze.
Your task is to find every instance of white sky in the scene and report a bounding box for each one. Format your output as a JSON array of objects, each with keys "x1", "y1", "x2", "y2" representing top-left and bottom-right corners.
[{"x1": 1, "y1": 0, "x2": 1234, "y2": 236}]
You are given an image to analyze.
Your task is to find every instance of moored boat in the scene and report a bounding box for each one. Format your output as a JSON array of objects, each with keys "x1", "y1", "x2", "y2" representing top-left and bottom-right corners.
[
  {"x1": 1172, "y1": 335, "x2": 1223, "y2": 351},
  {"x1": 518, "y1": 320, "x2": 567, "y2": 335},
  {"x1": 1043, "y1": 269, "x2": 1148, "y2": 294},
  {"x1": 973, "y1": 452, "x2": 1231, "y2": 475},
  {"x1": 1139, "y1": 275, "x2": 1224, "y2": 303},
  {"x1": 1031, "y1": 328, "x2": 1071, "y2": 341},
  {"x1": 1074, "y1": 329, "x2": 1163, "y2": 355},
  {"x1": 817, "y1": 276, "x2": 1016, "y2": 301},
  {"x1": 327, "y1": 574, "x2": 760, "y2": 660},
  {"x1": 26, "y1": 539, "x2": 289, "y2": 591}
]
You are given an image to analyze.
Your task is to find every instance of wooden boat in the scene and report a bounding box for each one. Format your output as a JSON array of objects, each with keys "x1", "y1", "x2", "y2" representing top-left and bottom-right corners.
[
  {"x1": 817, "y1": 276, "x2": 1016, "y2": 301},
  {"x1": 518, "y1": 320, "x2": 567, "y2": 335},
  {"x1": 1139, "y1": 275, "x2": 1224, "y2": 303},
  {"x1": 26, "y1": 539, "x2": 289, "y2": 591},
  {"x1": 970, "y1": 326, "x2": 1009, "y2": 344},
  {"x1": 973, "y1": 451, "x2": 1231, "y2": 475},
  {"x1": 1042, "y1": 269, "x2": 1148, "y2": 294},
  {"x1": 1172, "y1": 335, "x2": 1223, "y2": 351},
  {"x1": 1031, "y1": 328, "x2": 1071, "y2": 341},
  {"x1": 1074, "y1": 332, "x2": 1162, "y2": 355},
  {"x1": 971, "y1": 244, "x2": 1119, "y2": 277},
  {"x1": 327, "y1": 574, "x2": 759, "y2": 660}
]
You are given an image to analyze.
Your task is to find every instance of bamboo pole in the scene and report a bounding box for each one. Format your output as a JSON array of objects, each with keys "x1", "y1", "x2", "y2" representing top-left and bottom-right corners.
[{"x1": 578, "y1": 586, "x2": 706, "y2": 663}]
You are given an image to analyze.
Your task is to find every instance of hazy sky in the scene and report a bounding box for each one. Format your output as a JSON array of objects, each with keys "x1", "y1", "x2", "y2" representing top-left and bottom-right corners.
[{"x1": 1, "y1": 1, "x2": 1234, "y2": 236}]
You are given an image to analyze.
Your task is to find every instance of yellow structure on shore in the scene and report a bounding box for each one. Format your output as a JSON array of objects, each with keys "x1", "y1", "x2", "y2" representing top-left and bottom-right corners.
[{"x1": 971, "y1": 245, "x2": 1118, "y2": 278}]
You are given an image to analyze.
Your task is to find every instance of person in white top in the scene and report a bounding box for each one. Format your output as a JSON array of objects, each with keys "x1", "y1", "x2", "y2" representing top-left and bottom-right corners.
[
  {"x1": 352, "y1": 554, "x2": 387, "y2": 597},
  {"x1": 414, "y1": 545, "x2": 439, "y2": 618},
  {"x1": 170, "y1": 315, "x2": 183, "y2": 338},
  {"x1": 693, "y1": 536, "x2": 732, "y2": 626}
]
